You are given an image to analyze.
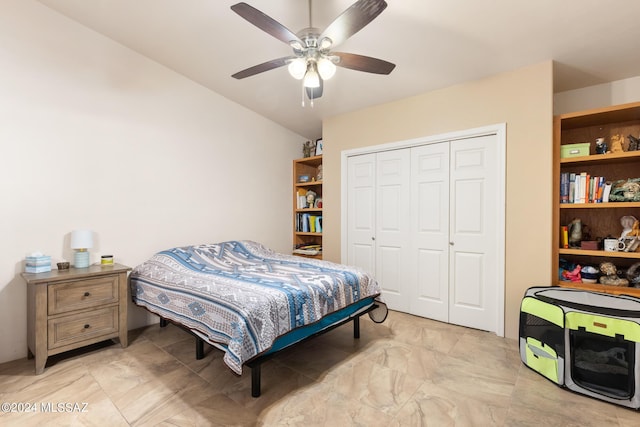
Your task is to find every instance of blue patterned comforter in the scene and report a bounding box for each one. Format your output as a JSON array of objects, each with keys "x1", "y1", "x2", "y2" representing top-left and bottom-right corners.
[{"x1": 130, "y1": 240, "x2": 381, "y2": 374}]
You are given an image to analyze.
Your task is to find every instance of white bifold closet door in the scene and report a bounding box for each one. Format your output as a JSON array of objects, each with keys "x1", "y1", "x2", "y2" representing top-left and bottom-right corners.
[
  {"x1": 346, "y1": 150, "x2": 411, "y2": 311},
  {"x1": 346, "y1": 134, "x2": 500, "y2": 332}
]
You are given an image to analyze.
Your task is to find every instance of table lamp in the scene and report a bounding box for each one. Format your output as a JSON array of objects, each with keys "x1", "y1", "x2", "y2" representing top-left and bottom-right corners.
[{"x1": 70, "y1": 230, "x2": 93, "y2": 268}]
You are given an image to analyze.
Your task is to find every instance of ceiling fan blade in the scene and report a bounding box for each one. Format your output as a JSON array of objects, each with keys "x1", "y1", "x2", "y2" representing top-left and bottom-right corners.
[
  {"x1": 320, "y1": 0, "x2": 387, "y2": 48},
  {"x1": 334, "y1": 52, "x2": 395, "y2": 74},
  {"x1": 231, "y1": 3, "x2": 303, "y2": 46},
  {"x1": 231, "y1": 57, "x2": 292, "y2": 79},
  {"x1": 306, "y1": 78, "x2": 323, "y2": 100}
]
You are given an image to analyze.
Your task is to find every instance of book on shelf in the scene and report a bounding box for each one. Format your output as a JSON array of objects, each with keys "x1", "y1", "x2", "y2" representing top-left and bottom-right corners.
[
  {"x1": 561, "y1": 225, "x2": 568, "y2": 248},
  {"x1": 602, "y1": 181, "x2": 612, "y2": 202},
  {"x1": 296, "y1": 190, "x2": 307, "y2": 209},
  {"x1": 296, "y1": 213, "x2": 323, "y2": 233},
  {"x1": 560, "y1": 173, "x2": 570, "y2": 203},
  {"x1": 560, "y1": 172, "x2": 608, "y2": 204}
]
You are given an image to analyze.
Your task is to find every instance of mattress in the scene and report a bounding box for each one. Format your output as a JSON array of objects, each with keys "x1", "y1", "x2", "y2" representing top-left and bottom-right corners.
[{"x1": 130, "y1": 240, "x2": 381, "y2": 374}]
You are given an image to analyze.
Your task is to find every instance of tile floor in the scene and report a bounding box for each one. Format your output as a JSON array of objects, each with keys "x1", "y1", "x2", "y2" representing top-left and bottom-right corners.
[{"x1": 0, "y1": 311, "x2": 638, "y2": 426}]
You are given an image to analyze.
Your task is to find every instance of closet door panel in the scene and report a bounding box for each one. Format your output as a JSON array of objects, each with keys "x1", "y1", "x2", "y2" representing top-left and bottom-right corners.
[
  {"x1": 346, "y1": 154, "x2": 376, "y2": 275},
  {"x1": 448, "y1": 135, "x2": 499, "y2": 332},
  {"x1": 410, "y1": 143, "x2": 449, "y2": 320},
  {"x1": 376, "y1": 149, "x2": 411, "y2": 311}
]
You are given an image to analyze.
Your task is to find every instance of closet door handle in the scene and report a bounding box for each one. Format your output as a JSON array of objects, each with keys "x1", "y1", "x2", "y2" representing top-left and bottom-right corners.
[
  {"x1": 449, "y1": 242, "x2": 454, "y2": 246},
  {"x1": 372, "y1": 237, "x2": 376, "y2": 241}
]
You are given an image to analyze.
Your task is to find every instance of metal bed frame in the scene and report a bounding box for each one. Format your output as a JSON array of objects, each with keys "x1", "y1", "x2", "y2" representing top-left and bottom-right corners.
[{"x1": 159, "y1": 302, "x2": 382, "y2": 397}]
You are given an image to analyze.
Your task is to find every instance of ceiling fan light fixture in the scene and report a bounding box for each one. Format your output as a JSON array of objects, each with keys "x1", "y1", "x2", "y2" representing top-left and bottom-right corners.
[
  {"x1": 319, "y1": 37, "x2": 332, "y2": 50},
  {"x1": 317, "y1": 57, "x2": 336, "y2": 80},
  {"x1": 289, "y1": 40, "x2": 305, "y2": 51},
  {"x1": 288, "y1": 58, "x2": 307, "y2": 80},
  {"x1": 303, "y1": 63, "x2": 320, "y2": 88}
]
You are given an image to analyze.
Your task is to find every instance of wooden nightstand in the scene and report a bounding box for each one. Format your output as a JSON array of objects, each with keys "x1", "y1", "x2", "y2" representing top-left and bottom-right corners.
[{"x1": 21, "y1": 263, "x2": 131, "y2": 374}]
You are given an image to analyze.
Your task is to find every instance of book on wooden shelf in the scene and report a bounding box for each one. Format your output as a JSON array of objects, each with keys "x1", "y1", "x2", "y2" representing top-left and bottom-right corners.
[
  {"x1": 560, "y1": 172, "x2": 609, "y2": 204},
  {"x1": 296, "y1": 213, "x2": 323, "y2": 233},
  {"x1": 561, "y1": 226, "x2": 568, "y2": 248}
]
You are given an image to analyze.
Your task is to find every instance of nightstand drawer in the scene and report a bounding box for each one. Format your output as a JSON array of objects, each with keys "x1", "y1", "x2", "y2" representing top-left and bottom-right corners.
[
  {"x1": 48, "y1": 276, "x2": 119, "y2": 315},
  {"x1": 48, "y1": 306, "x2": 118, "y2": 349}
]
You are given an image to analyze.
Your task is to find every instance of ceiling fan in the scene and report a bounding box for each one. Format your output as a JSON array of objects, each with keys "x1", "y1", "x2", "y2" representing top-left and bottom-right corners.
[{"x1": 230, "y1": 0, "x2": 395, "y2": 104}]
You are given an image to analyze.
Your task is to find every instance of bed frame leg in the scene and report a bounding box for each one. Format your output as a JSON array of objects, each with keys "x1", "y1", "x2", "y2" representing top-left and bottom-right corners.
[
  {"x1": 354, "y1": 316, "x2": 360, "y2": 339},
  {"x1": 159, "y1": 318, "x2": 168, "y2": 328},
  {"x1": 195, "y1": 337, "x2": 204, "y2": 360},
  {"x1": 251, "y1": 364, "x2": 261, "y2": 397}
]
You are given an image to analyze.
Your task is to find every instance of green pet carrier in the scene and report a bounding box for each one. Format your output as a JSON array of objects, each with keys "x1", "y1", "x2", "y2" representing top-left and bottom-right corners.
[{"x1": 519, "y1": 286, "x2": 640, "y2": 410}]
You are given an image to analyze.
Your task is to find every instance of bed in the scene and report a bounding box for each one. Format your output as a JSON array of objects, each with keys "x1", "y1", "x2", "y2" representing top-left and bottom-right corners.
[{"x1": 129, "y1": 240, "x2": 387, "y2": 396}]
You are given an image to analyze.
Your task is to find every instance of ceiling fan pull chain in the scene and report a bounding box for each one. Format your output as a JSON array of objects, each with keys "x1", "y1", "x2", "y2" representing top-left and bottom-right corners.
[{"x1": 301, "y1": 84, "x2": 305, "y2": 107}]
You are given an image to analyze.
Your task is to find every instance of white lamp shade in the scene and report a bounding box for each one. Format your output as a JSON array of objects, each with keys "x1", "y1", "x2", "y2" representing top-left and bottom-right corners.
[
  {"x1": 303, "y1": 65, "x2": 320, "y2": 88},
  {"x1": 288, "y1": 58, "x2": 307, "y2": 80},
  {"x1": 317, "y1": 57, "x2": 336, "y2": 80},
  {"x1": 70, "y1": 230, "x2": 93, "y2": 249}
]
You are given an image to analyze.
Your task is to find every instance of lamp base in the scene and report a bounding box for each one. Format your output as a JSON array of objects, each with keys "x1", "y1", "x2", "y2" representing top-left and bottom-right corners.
[{"x1": 74, "y1": 251, "x2": 90, "y2": 268}]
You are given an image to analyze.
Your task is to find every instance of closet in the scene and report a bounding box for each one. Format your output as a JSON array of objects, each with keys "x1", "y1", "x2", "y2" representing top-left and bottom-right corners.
[{"x1": 343, "y1": 126, "x2": 505, "y2": 334}]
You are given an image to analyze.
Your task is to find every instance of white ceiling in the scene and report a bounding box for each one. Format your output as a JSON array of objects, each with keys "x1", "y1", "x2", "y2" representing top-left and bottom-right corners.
[{"x1": 37, "y1": 0, "x2": 640, "y2": 138}]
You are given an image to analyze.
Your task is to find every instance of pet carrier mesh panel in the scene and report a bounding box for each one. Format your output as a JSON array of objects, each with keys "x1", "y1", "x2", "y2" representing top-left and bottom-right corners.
[
  {"x1": 519, "y1": 286, "x2": 640, "y2": 410},
  {"x1": 520, "y1": 296, "x2": 565, "y2": 384}
]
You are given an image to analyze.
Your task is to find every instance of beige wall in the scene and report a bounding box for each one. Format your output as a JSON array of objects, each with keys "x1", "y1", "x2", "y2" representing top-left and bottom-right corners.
[
  {"x1": 322, "y1": 61, "x2": 554, "y2": 340},
  {"x1": 0, "y1": 1, "x2": 302, "y2": 364},
  {"x1": 554, "y1": 75, "x2": 640, "y2": 115}
]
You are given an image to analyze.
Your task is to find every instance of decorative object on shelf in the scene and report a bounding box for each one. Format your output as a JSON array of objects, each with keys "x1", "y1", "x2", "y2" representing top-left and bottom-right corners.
[
  {"x1": 305, "y1": 190, "x2": 316, "y2": 208},
  {"x1": 617, "y1": 216, "x2": 640, "y2": 252},
  {"x1": 560, "y1": 142, "x2": 590, "y2": 158},
  {"x1": 628, "y1": 135, "x2": 640, "y2": 151},
  {"x1": 56, "y1": 261, "x2": 70, "y2": 270},
  {"x1": 599, "y1": 261, "x2": 629, "y2": 287},
  {"x1": 611, "y1": 134, "x2": 625, "y2": 153},
  {"x1": 609, "y1": 179, "x2": 640, "y2": 202},
  {"x1": 316, "y1": 164, "x2": 323, "y2": 181},
  {"x1": 621, "y1": 215, "x2": 638, "y2": 237},
  {"x1": 604, "y1": 238, "x2": 618, "y2": 252},
  {"x1": 298, "y1": 174, "x2": 310, "y2": 183},
  {"x1": 70, "y1": 229, "x2": 93, "y2": 268},
  {"x1": 595, "y1": 137, "x2": 607, "y2": 154},
  {"x1": 314, "y1": 198, "x2": 322, "y2": 208},
  {"x1": 315, "y1": 138, "x2": 323, "y2": 156},
  {"x1": 302, "y1": 140, "x2": 314, "y2": 158},
  {"x1": 568, "y1": 218, "x2": 582, "y2": 248},
  {"x1": 580, "y1": 265, "x2": 599, "y2": 284},
  {"x1": 627, "y1": 262, "x2": 640, "y2": 287},
  {"x1": 618, "y1": 237, "x2": 640, "y2": 252},
  {"x1": 580, "y1": 240, "x2": 598, "y2": 250},
  {"x1": 562, "y1": 264, "x2": 582, "y2": 282}
]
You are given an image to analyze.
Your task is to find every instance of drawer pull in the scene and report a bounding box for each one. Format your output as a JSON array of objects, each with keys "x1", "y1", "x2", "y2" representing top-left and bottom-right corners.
[
  {"x1": 84, "y1": 324, "x2": 90, "y2": 329},
  {"x1": 84, "y1": 292, "x2": 90, "y2": 297}
]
